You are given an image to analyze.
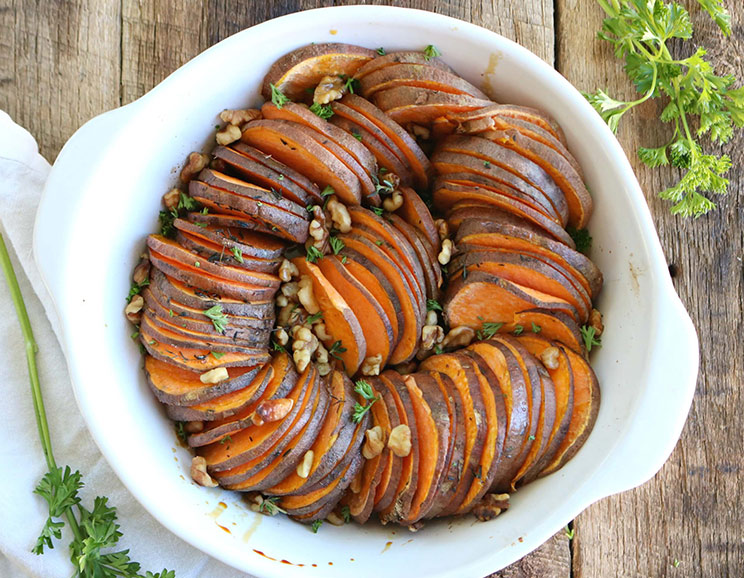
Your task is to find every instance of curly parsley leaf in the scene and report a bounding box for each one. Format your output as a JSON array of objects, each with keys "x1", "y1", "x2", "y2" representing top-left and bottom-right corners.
[
  {"x1": 309, "y1": 102, "x2": 334, "y2": 120},
  {"x1": 423, "y1": 44, "x2": 441, "y2": 60},
  {"x1": 352, "y1": 379, "x2": 380, "y2": 424},
  {"x1": 270, "y1": 83, "x2": 290, "y2": 109},
  {"x1": 203, "y1": 304, "x2": 229, "y2": 334}
]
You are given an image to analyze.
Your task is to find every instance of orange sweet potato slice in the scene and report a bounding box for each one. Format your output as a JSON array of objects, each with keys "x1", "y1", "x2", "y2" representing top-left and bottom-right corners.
[
  {"x1": 395, "y1": 186, "x2": 440, "y2": 250},
  {"x1": 505, "y1": 309, "x2": 584, "y2": 354},
  {"x1": 443, "y1": 104, "x2": 567, "y2": 145},
  {"x1": 386, "y1": 213, "x2": 441, "y2": 299},
  {"x1": 173, "y1": 228, "x2": 280, "y2": 274},
  {"x1": 371, "y1": 375, "x2": 404, "y2": 514},
  {"x1": 539, "y1": 344, "x2": 600, "y2": 476},
  {"x1": 338, "y1": 235, "x2": 422, "y2": 364},
  {"x1": 187, "y1": 352, "x2": 298, "y2": 447},
  {"x1": 240, "y1": 119, "x2": 362, "y2": 205},
  {"x1": 176, "y1": 215, "x2": 287, "y2": 260},
  {"x1": 317, "y1": 256, "x2": 394, "y2": 366},
  {"x1": 444, "y1": 270, "x2": 580, "y2": 328},
  {"x1": 372, "y1": 86, "x2": 493, "y2": 126},
  {"x1": 291, "y1": 257, "x2": 366, "y2": 375},
  {"x1": 359, "y1": 63, "x2": 490, "y2": 100},
  {"x1": 353, "y1": 51, "x2": 457, "y2": 81},
  {"x1": 261, "y1": 43, "x2": 376, "y2": 102},
  {"x1": 164, "y1": 361, "x2": 274, "y2": 422},
  {"x1": 340, "y1": 94, "x2": 431, "y2": 191},
  {"x1": 199, "y1": 364, "x2": 315, "y2": 472}
]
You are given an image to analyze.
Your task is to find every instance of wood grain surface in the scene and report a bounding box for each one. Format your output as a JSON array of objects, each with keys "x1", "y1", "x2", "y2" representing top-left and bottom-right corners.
[{"x1": 1, "y1": 0, "x2": 742, "y2": 576}]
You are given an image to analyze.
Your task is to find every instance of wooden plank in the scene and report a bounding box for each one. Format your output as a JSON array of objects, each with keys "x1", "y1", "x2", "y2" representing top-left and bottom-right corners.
[
  {"x1": 0, "y1": 0, "x2": 121, "y2": 161},
  {"x1": 556, "y1": 1, "x2": 744, "y2": 576}
]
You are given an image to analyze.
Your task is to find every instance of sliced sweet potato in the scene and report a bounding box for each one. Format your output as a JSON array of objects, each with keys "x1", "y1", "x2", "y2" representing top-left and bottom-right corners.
[
  {"x1": 505, "y1": 309, "x2": 584, "y2": 355},
  {"x1": 186, "y1": 209, "x2": 277, "y2": 237},
  {"x1": 198, "y1": 168, "x2": 307, "y2": 217},
  {"x1": 539, "y1": 344, "x2": 600, "y2": 476},
  {"x1": 187, "y1": 352, "x2": 298, "y2": 447},
  {"x1": 330, "y1": 114, "x2": 413, "y2": 186},
  {"x1": 353, "y1": 51, "x2": 457, "y2": 81},
  {"x1": 231, "y1": 142, "x2": 323, "y2": 202},
  {"x1": 317, "y1": 256, "x2": 394, "y2": 366},
  {"x1": 217, "y1": 371, "x2": 328, "y2": 490},
  {"x1": 444, "y1": 270, "x2": 579, "y2": 329},
  {"x1": 395, "y1": 186, "x2": 439, "y2": 250},
  {"x1": 456, "y1": 214, "x2": 602, "y2": 297},
  {"x1": 189, "y1": 181, "x2": 308, "y2": 244},
  {"x1": 174, "y1": 227, "x2": 281, "y2": 274},
  {"x1": 291, "y1": 257, "x2": 366, "y2": 375},
  {"x1": 144, "y1": 355, "x2": 261, "y2": 406},
  {"x1": 437, "y1": 136, "x2": 568, "y2": 224},
  {"x1": 418, "y1": 353, "x2": 487, "y2": 518},
  {"x1": 200, "y1": 365, "x2": 315, "y2": 472},
  {"x1": 449, "y1": 249, "x2": 591, "y2": 323},
  {"x1": 140, "y1": 324, "x2": 269, "y2": 372},
  {"x1": 266, "y1": 370, "x2": 355, "y2": 494},
  {"x1": 482, "y1": 129, "x2": 592, "y2": 228},
  {"x1": 261, "y1": 43, "x2": 376, "y2": 102},
  {"x1": 164, "y1": 361, "x2": 274, "y2": 422},
  {"x1": 340, "y1": 94, "x2": 431, "y2": 191},
  {"x1": 401, "y1": 372, "x2": 450, "y2": 524},
  {"x1": 443, "y1": 104, "x2": 567, "y2": 145},
  {"x1": 240, "y1": 119, "x2": 362, "y2": 205},
  {"x1": 179, "y1": 214, "x2": 287, "y2": 260},
  {"x1": 371, "y1": 375, "x2": 404, "y2": 514},
  {"x1": 338, "y1": 249, "x2": 401, "y2": 348},
  {"x1": 338, "y1": 235, "x2": 422, "y2": 364},
  {"x1": 372, "y1": 87, "x2": 493, "y2": 126},
  {"x1": 213, "y1": 145, "x2": 314, "y2": 206},
  {"x1": 516, "y1": 334, "x2": 575, "y2": 483},
  {"x1": 376, "y1": 371, "x2": 420, "y2": 524},
  {"x1": 150, "y1": 269, "x2": 274, "y2": 320},
  {"x1": 358, "y1": 63, "x2": 490, "y2": 100},
  {"x1": 386, "y1": 213, "x2": 441, "y2": 299},
  {"x1": 446, "y1": 202, "x2": 575, "y2": 250}
]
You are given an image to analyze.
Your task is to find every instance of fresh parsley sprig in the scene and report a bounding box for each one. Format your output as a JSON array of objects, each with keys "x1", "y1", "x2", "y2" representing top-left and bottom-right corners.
[
  {"x1": 203, "y1": 304, "x2": 229, "y2": 334},
  {"x1": 477, "y1": 322, "x2": 504, "y2": 340},
  {"x1": 0, "y1": 234, "x2": 174, "y2": 578},
  {"x1": 587, "y1": 0, "x2": 743, "y2": 217},
  {"x1": 581, "y1": 325, "x2": 602, "y2": 352},
  {"x1": 352, "y1": 379, "x2": 380, "y2": 423},
  {"x1": 270, "y1": 83, "x2": 290, "y2": 109}
]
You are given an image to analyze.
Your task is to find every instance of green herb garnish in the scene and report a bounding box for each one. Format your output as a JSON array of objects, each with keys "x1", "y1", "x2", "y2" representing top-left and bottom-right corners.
[
  {"x1": 309, "y1": 102, "x2": 334, "y2": 120},
  {"x1": 427, "y1": 299, "x2": 443, "y2": 312},
  {"x1": 567, "y1": 227, "x2": 592, "y2": 254},
  {"x1": 352, "y1": 379, "x2": 380, "y2": 424},
  {"x1": 230, "y1": 246, "x2": 244, "y2": 263},
  {"x1": 211, "y1": 351, "x2": 225, "y2": 359},
  {"x1": 565, "y1": 525, "x2": 575, "y2": 540},
  {"x1": 270, "y1": 83, "x2": 290, "y2": 109},
  {"x1": 306, "y1": 311, "x2": 323, "y2": 324},
  {"x1": 328, "y1": 340, "x2": 347, "y2": 360},
  {"x1": 175, "y1": 421, "x2": 187, "y2": 443},
  {"x1": 306, "y1": 245, "x2": 324, "y2": 263},
  {"x1": 376, "y1": 47, "x2": 386, "y2": 56},
  {"x1": 581, "y1": 325, "x2": 602, "y2": 352},
  {"x1": 477, "y1": 322, "x2": 503, "y2": 340},
  {"x1": 531, "y1": 322, "x2": 542, "y2": 333},
  {"x1": 423, "y1": 44, "x2": 441, "y2": 60},
  {"x1": 204, "y1": 304, "x2": 229, "y2": 334},
  {"x1": 219, "y1": 435, "x2": 232, "y2": 445},
  {"x1": 329, "y1": 236, "x2": 345, "y2": 255},
  {"x1": 311, "y1": 519, "x2": 323, "y2": 533},
  {"x1": 513, "y1": 324, "x2": 524, "y2": 336},
  {"x1": 259, "y1": 496, "x2": 287, "y2": 516},
  {"x1": 177, "y1": 192, "x2": 200, "y2": 212}
]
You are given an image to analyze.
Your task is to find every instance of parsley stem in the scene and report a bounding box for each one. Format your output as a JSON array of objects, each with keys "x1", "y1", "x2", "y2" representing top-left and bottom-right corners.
[{"x1": 0, "y1": 233, "x2": 84, "y2": 542}]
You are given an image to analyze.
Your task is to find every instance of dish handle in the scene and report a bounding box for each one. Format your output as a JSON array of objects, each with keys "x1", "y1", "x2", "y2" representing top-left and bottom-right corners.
[{"x1": 590, "y1": 292, "x2": 699, "y2": 500}]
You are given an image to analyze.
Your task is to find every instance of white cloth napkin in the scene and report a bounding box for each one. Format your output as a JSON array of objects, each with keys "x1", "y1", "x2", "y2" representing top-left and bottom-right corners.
[{"x1": 0, "y1": 111, "x2": 248, "y2": 578}]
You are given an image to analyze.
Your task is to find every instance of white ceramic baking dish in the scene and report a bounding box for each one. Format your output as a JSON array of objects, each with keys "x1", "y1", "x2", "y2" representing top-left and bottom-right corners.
[{"x1": 33, "y1": 6, "x2": 699, "y2": 577}]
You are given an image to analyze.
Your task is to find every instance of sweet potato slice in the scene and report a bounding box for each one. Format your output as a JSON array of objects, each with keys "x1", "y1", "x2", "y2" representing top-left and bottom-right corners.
[
  {"x1": 212, "y1": 145, "x2": 314, "y2": 206},
  {"x1": 291, "y1": 258, "x2": 366, "y2": 375},
  {"x1": 189, "y1": 181, "x2": 308, "y2": 244},
  {"x1": 267, "y1": 371, "x2": 356, "y2": 495},
  {"x1": 376, "y1": 371, "x2": 419, "y2": 524},
  {"x1": 418, "y1": 353, "x2": 487, "y2": 517},
  {"x1": 187, "y1": 352, "x2": 298, "y2": 447},
  {"x1": 483, "y1": 129, "x2": 592, "y2": 228},
  {"x1": 401, "y1": 373, "x2": 451, "y2": 524},
  {"x1": 444, "y1": 104, "x2": 567, "y2": 145},
  {"x1": 186, "y1": 209, "x2": 277, "y2": 238},
  {"x1": 330, "y1": 114, "x2": 413, "y2": 186},
  {"x1": 506, "y1": 309, "x2": 584, "y2": 354},
  {"x1": 449, "y1": 249, "x2": 591, "y2": 323},
  {"x1": 353, "y1": 51, "x2": 457, "y2": 80},
  {"x1": 386, "y1": 213, "x2": 442, "y2": 299},
  {"x1": 444, "y1": 270, "x2": 580, "y2": 328},
  {"x1": 371, "y1": 375, "x2": 404, "y2": 514},
  {"x1": 340, "y1": 94, "x2": 431, "y2": 191},
  {"x1": 179, "y1": 214, "x2": 287, "y2": 260},
  {"x1": 338, "y1": 235, "x2": 421, "y2": 364},
  {"x1": 372, "y1": 86, "x2": 493, "y2": 126},
  {"x1": 144, "y1": 355, "x2": 261, "y2": 406},
  {"x1": 217, "y1": 371, "x2": 327, "y2": 490},
  {"x1": 261, "y1": 102, "x2": 378, "y2": 183},
  {"x1": 395, "y1": 186, "x2": 439, "y2": 250},
  {"x1": 456, "y1": 214, "x2": 602, "y2": 297},
  {"x1": 150, "y1": 269, "x2": 274, "y2": 320},
  {"x1": 200, "y1": 365, "x2": 315, "y2": 472},
  {"x1": 174, "y1": 228, "x2": 281, "y2": 274},
  {"x1": 516, "y1": 334, "x2": 575, "y2": 483},
  {"x1": 164, "y1": 361, "x2": 274, "y2": 422},
  {"x1": 230, "y1": 142, "x2": 323, "y2": 202},
  {"x1": 241, "y1": 119, "x2": 362, "y2": 205},
  {"x1": 261, "y1": 43, "x2": 376, "y2": 102},
  {"x1": 437, "y1": 136, "x2": 568, "y2": 223},
  {"x1": 359, "y1": 63, "x2": 490, "y2": 100},
  {"x1": 446, "y1": 202, "x2": 575, "y2": 249},
  {"x1": 317, "y1": 256, "x2": 394, "y2": 366},
  {"x1": 539, "y1": 344, "x2": 600, "y2": 476}
]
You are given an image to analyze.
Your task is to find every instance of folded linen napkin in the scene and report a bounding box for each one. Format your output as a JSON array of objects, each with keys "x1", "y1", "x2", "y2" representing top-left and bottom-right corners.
[{"x1": 0, "y1": 110, "x2": 247, "y2": 578}]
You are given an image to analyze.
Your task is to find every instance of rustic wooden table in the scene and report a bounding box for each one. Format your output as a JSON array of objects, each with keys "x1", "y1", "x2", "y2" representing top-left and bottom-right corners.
[{"x1": 2, "y1": 1, "x2": 742, "y2": 576}]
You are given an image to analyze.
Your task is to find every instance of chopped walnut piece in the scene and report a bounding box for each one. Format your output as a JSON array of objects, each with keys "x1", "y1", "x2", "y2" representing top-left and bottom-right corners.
[
  {"x1": 200, "y1": 367, "x2": 229, "y2": 384},
  {"x1": 435, "y1": 218, "x2": 449, "y2": 242},
  {"x1": 317, "y1": 362, "x2": 332, "y2": 376},
  {"x1": 215, "y1": 124, "x2": 242, "y2": 146},
  {"x1": 362, "y1": 425, "x2": 385, "y2": 459},
  {"x1": 307, "y1": 206, "x2": 329, "y2": 252},
  {"x1": 179, "y1": 152, "x2": 210, "y2": 183},
  {"x1": 421, "y1": 324, "x2": 445, "y2": 351},
  {"x1": 256, "y1": 398, "x2": 294, "y2": 423},
  {"x1": 313, "y1": 75, "x2": 346, "y2": 104},
  {"x1": 296, "y1": 450, "x2": 314, "y2": 479},
  {"x1": 472, "y1": 493, "x2": 510, "y2": 522},
  {"x1": 162, "y1": 188, "x2": 180, "y2": 211},
  {"x1": 184, "y1": 421, "x2": 203, "y2": 434},
  {"x1": 274, "y1": 327, "x2": 289, "y2": 347},
  {"x1": 360, "y1": 354, "x2": 383, "y2": 376},
  {"x1": 313, "y1": 322, "x2": 332, "y2": 342},
  {"x1": 132, "y1": 256, "x2": 150, "y2": 286},
  {"x1": 540, "y1": 346, "x2": 561, "y2": 370},
  {"x1": 388, "y1": 424, "x2": 412, "y2": 457},
  {"x1": 326, "y1": 195, "x2": 351, "y2": 233},
  {"x1": 442, "y1": 326, "x2": 475, "y2": 350},
  {"x1": 279, "y1": 258, "x2": 299, "y2": 282},
  {"x1": 191, "y1": 456, "x2": 218, "y2": 488},
  {"x1": 326, "y1": 511, "x2": 345, "y2": 526},
  {"x1": 382, "y1": 191, "x2": 403, "y2": 212},
  {"x1": 297, "y1": 275, "x2": 320, "y2": 315},
  {"x1": 410, "y1": 124, "x2": 431, "y2": 140},
  {"x1": 125, "y1": 295, "x2": 144, "y2": 323},
  {"x1": 219, "y1": 108, "x2": 261, "y2": 126},
  {"x1": 438, "y1": 239, "x2": 454, "y2": 265},
  {"x1": 589, "y1": 308, "x2": 604, "y2": 336}
]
